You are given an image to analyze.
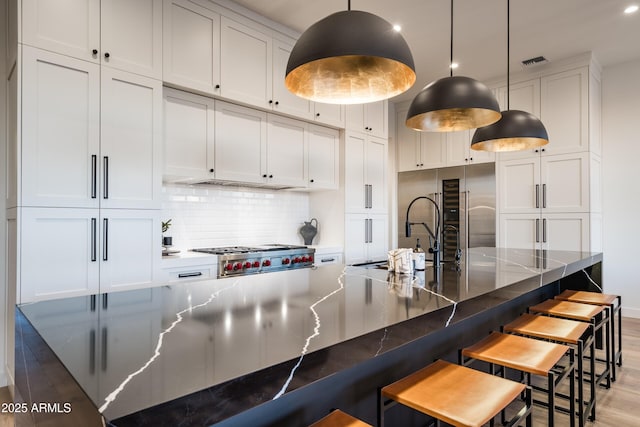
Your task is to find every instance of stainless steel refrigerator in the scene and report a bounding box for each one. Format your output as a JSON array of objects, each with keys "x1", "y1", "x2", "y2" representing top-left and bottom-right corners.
[{"x1": 398, "y1": 163, "x2": 496, "y2": 263}]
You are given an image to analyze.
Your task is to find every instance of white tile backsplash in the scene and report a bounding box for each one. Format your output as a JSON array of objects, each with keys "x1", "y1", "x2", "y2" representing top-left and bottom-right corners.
[{"x1": 161, "y1": 183, "x2": 310, "y2": 250}]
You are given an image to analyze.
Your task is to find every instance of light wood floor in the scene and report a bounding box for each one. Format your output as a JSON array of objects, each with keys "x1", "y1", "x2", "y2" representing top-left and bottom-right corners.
[{"x1": 1, "y1": 317, "x2": 639, "y2": 426}]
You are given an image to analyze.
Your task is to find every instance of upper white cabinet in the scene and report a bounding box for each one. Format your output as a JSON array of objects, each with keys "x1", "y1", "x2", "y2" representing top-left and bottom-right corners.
[
  {"x1": 21, "y1": 47, "x2": 100, "y2": 209},
  {"x1": 220, "y1": 16, "x2": 272, "y2": 109},
  {"x1": 163, "y1": 0, "x2": 221, "y2": 95},
  {"x1": 271, "y1": 39, "x2": 313, "y2": 119},
  {"x1": 346, "y1": 101, "x2": 388, "y2": 138},
  {"x1": 163, "y1": 88, "x2": 216, "y2": 183},
  {"x1": 265, "y1": 114, "x2": 307, "y2": 187},
  {"x1": 22, "y1": 0, "x2": 163, "y2": 79},
  {"x1": 345, "y1": 132, "x2": 387, "y2": 213},
  {"x1": 214, "y1": 101, "x2": 267, "y2": 184},
  {"x1": 447, "y1": 130, "x2": 495, "y2": 166},
  {"x1": 307, "y1": 125, "x2": 339, "y2": 190},
  {"x1": 313, "y1": 102, "x2": 345, "y2": 128}
]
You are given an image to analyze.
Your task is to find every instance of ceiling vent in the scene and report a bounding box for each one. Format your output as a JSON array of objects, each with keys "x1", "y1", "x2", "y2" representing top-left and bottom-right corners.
[{"x1": 521, "y1": 56, "x2": 548, "y2": 67}]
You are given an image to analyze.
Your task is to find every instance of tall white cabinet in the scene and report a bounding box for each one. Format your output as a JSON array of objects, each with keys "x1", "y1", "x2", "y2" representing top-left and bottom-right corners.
[{"x1": 496, "y1": 57, "x2": 602, "y2": 252}]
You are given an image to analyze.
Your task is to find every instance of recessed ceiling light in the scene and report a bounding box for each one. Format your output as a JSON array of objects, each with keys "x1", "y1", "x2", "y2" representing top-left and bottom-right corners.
[
  {"x1": 393, "y1": 24, "x2": 402, "y2": 32},
  {"x1": 450, "y1": 62, "x2": 459, "y2": 69},
  {"x1": 624, "y1": 4, "x2": 638, "y2": 14}
]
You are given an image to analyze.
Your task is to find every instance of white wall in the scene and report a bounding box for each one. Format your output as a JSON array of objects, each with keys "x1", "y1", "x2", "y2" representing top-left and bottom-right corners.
[
  {"x1": 161, "y1": 184, "x2": 310, "y2": 250},
  {"x1": 602, "y1": 57, "x2": 640, "y2": 318}
]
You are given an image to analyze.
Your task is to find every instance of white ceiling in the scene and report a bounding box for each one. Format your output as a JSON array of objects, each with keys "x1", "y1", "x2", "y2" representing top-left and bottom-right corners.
[{"x1": 231, "y1": 0, "x2": 640, "y2": 103}]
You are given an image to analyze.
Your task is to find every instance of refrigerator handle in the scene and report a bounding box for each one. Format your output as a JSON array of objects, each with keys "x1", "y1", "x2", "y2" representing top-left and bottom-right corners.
[{"x1": 535, "y1": 218, "x2": 540, "y2": 243}]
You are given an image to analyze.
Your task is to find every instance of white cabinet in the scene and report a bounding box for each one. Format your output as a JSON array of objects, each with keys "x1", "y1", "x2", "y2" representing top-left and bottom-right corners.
[
  {"x1": 447, "y1": 130, "x2": 495, "y2": 166},
  {"x1": 499, "y1": 213, "x2": 589, "y2": 252},
  {"x1": 21, "y1": 47, "x2": 162, "y2": 209},
  {"x1": 271, "y1": 39, "x2": 313, "y2": 119},
  {"x1": 19, "y1": 208, "x2": 160, "y2": 303},
  {"x1": 344, "y1": 132, "x2": 387, "y2": 213},
  {"x1": 265, "y1": 114, "x2": 307, "y2": 187},
  {"x1": 22, "y1": 0, "x2": 162, "y2": 78},
  {"x1": 344, "y1": 214, "x2": 388, "y2": 264},
  {"x1": 163, "y1": 88, "x2": 216, "y2": 183},
  {"x1": 307, "y1": 124, "x2": 339, "y2": 190},
  {"x1": 313, "y1": 102, "x2": 345, "y2": 128},
  {"x1": 396, "y1": 107, "x2": 446, "y2": 172},
  {"x1": 346, "y1": 101, "x2": 388, "y2": 138},
  {"x1": 100, "y1": 67, "x2": 163, "y2": 209},
  {"x1": 220, "y1": 16, "x2": 272, "y2": 109},
  {"x1": 163, "y1": 0, "x2": 221, "y2": 95},
  {"x1": 214, "y1": 101, "x2": 267, "y2": 184},
  {"x1": 21, "y1": 47, "x2": 100, "y2": 208}
]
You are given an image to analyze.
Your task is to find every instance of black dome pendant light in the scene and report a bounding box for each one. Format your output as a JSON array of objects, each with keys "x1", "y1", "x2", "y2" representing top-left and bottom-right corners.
[
  {"x1": 406, "y1": 0, "x2": 501, "y2": 132},
  {"x1": 471, "y1": 0, "x2": 549, "y2": 152},
  {"x1": 285, "y1": 0, "x2": 416, "y2": 104}
]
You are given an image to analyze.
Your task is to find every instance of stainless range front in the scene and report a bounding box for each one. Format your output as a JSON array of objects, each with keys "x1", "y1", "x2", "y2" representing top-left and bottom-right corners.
[{"x1": 191, "y1": 244, "x2": 315, "y2": 278}]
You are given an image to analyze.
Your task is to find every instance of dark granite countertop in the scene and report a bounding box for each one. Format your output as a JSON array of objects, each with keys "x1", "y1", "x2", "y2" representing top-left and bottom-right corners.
[{"x1": 17, "y1": 247, "x2": 603, "y2": 425}]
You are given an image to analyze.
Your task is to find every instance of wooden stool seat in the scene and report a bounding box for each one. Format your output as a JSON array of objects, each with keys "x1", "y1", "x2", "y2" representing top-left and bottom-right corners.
[
  {"x1": 504, "y1": 313, "x2": 595, "y2": 426},
  {"x1": 379, "y1": 359, "x2": 530, "y2": 427},
  {"x1": 309, "y1": 410, "x2": 372, "y2": 427},
  {"x1": 556, "y1": 290, "x2": 623, "y2": 381},
  {"x1": 461, "y1": 332, "x2": 576, "y2": 426}
]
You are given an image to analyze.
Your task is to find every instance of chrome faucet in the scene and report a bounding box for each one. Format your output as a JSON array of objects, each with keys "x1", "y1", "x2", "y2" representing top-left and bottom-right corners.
[
  {"x1": 444, "y1": 224, "x2": 462, "y2": 265},
  {"x1": 405, "y1": 196, "x2": 442, "y2": 267}
]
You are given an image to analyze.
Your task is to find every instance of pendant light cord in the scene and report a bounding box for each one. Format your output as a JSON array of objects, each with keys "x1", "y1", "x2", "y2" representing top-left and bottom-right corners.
[
  {"x1": 506, "y1": 0, "x2": 510, "y2": 109},
  {"x1": 450, "y1": 0, "x2": 454, "y2": 77}
]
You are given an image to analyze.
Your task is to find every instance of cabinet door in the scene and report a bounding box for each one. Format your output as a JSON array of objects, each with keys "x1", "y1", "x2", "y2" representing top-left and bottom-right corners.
[
  {"x1": 266, "y1": 115, "x2": 307, "y2": 187},
  {"x1": 162, "y1": 0, "x2": 221, "y2": 94},
  {"x1": 220, "y1": 17, "x2": 272, "y2": 109},
  {"x1": 314, "y1": 102, "x2": 345, "y2": 128},
  {"x1": 101, "y1": 68, "x2": 162, "y2": 209},
  {"x1": 498, "y1": 214, "x2": 541, "y2": 251},
  {"x1": 163, "y1": 88, "x2": 216, "y2": 182},
  {"x1": 344, "y1": 133, "x2": 367, "y2": 212},
  {"x1": 541, "y1": 67, "x2": 589, "y2": 155},
  {"x1": 20, "y1": 208, "x2": 100, "y2": 303},
  {"x1": 272, "y1": 39, "x2": 313, "y2": 119},
  {"x1": 214, "y1": 101, "x2": 267, "y2": 183},
  {"x1": 22, "y1": 0, "x2": 100, "y2": 63},
  {"x1": 368, "y1": 215, "x2": 389, "y2": 262},
  {"x1": 498, "y1": 157, "x2": 540, "y2": 213},
  {"x1": 420, "y1": 132, "x2": 447, "y2": 169},
  {"x1": 367, "y1": 136, "x2": 387, "y2": 213},
  {"x1": 308, "y1": 125, "x2": 339, "y2": 190},
  {"x1": 541, "y1": 153, "x2": 589, "y2": 213},
  {"x1": 344, "y1": 214, "x2": 367, "y2": 264},
  {"x1": 101, "y1": 0, "x2": 162, "y2": 78},
  {"x1": 99, "y1": 210, "x2": 160, "y2": 293},
  {"x1": 396, "y1": 108, "x2": 421, "y2": 172},
  {"x1": 345, "y1": 104, "x2": 366, "y2": 133},
  {"x1": 366, "y1": 101, "x2": 388, "y2": 138},
  {"x1": 446, "y1": 130, "x2": 470, "y2": 166},
  {"x1": 542, "y1": 214, "x2": 589, "y2": 252},
  {"x1": 21, "y1": 47, "x2": 100, "y2": 208}
]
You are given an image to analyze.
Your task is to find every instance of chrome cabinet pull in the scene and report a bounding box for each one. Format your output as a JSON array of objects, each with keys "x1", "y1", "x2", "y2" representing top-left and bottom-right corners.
[
  {"x1": 543, "y1": 218, "x2": 547, "y2": 243},
  {"x1": 91, "y1": 155, "x2": 97, "y2": 199},
  {"x1": 103, "y1": 218, "x2": 108, "y2": 261},
  {"x1": 542, "y1": 184, "x2": 547, "y2": 208},
  {"x1": 535, "y1": 218, "x2": 540, "y2": 243},
  {"x1": 178, "y1": 272, "x2": 203, "y2": 278},
  {"x1": 91, "y1": 218, "x2": 97, "y2": 262},
  {"x1": 103, "y1": 156, "x2": 109, "y2": 199},
  {"x1": 535, "y1": 184, "x2": 540, "y2": 208}
]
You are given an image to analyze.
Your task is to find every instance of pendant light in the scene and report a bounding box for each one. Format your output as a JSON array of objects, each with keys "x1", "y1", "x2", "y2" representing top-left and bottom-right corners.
[
  {"x1": 285, "y1": 0, "x2": 416, "y2": 105},
  {"x1": 406, "y1": 0, "x2": 500, "y2": 132},
  {"x1": 471, "y1": 0, "x2": 549, "y2": 151}
]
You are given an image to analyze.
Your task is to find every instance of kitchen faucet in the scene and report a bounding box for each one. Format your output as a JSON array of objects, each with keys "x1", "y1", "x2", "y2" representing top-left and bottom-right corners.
[
  {"x1": 405, "y1": 196, "x2": 442, "y2": 267},
  {"x1": 444, "y1": 224, "x2": 462, "y2": 265}
]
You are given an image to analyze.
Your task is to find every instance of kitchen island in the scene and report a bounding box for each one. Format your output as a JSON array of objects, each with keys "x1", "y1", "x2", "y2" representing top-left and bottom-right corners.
[{"x1": 15, "y1": 248, "x2": 603, "y2": 426}]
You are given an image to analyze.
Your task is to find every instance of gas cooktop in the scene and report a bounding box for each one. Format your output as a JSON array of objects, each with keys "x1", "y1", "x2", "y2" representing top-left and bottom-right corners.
[{"x1": 191, "y1": 244, "x2": 315, "y2": 278}]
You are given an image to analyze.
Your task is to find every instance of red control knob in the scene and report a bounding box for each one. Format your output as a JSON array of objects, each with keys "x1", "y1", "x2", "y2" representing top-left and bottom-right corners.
[
  {"x1": 234, "y1": 262, "x2": 242, "y2": 270},
  {"x1": 244, "y1": 261, "x2": 252, "y2": 269},
  {"x1": 225, "y1": 263, "x2": 233, "y2": 271},
  {"x1": 253, "y1": 261, "x2": 260, "y2": 268},
  {"x1": 308, "y1": 255, "x2": 314, "y2": 263},
  {"x1": 301, "y1": 256, "x2": 308, "y2": 262},
  {"x1": 282, "y1": 258, "x2": 290, "y2": 265},
  {"x1": 293, "y1": 257, "x2": 301, "y2": 264},
  {"x1": 262, "y1": 259, "x2": 271, "y2": 266}
]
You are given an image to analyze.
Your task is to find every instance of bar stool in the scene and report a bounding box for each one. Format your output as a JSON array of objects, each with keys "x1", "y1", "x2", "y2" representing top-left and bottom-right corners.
[
  {"x1": 460, "y1": 331, "x2": 576, "y2": 427},
  {"x1": 309, "y1": 409, "x2": 372, "y2": 427},
  {"x1": 503, "y1": 313, "x2": 595, "y2": 426},
  {"x1": 555, "y1": 290, "x2": 622, "y2": 381},
  {"x1": 529, "y1": 299, "x2": 611, "y2": 389},
  {"x1": 378, "y1": 359, "x2": 532, "y2": 427}
]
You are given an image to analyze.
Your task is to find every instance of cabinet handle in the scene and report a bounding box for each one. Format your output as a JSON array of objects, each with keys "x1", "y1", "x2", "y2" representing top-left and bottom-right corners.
[
  {"x1": 101, "y1": 327, "x2": 107, "y2": 372},
  {"x1": 209, "y1": 168, "x2": 214, "y2": 173},
  {"x1": 535, "y1": 184, "x2": 539, "y2": 209},
  {"x1": 263, "y1": 174, "x2": 267, "y2": 178},
  {"x1": 542, "y1": 218, "x2": 547, "y2": 243},
  {"x1": 92, "y1": 49, "x2": 98, "y2": 55},
  {"x1": 104, "y1": 52, "x2": 110, "y2": 59},
  {"x1": 91, "y1": 218, "x2": 97, "y2": 262},
  {"x1": 320, "y1": 257, "x2": 336, "y2": 263},
  {"x1": 469, "y1": 157, "x2": 473, "y2": 161},
  {"x1": 178, "y1": 272, "x2": 203, "y2": 278},
  {"x1": 91, "y1": 155, "x2": 97, "y2": 198},
  {"x1": 103, "y1": 156, "x2": 109, "y2": 199},
  {"x1": 275, "y1": 101, "x2": 279, "y2": 106},
  {"x1": 369, "y1": 219, "x2": 373, "y2": 243},
  {"x1": 542, "y1": 184, "x2": 547, "y2": 209},
  {"x1": 316, "y1": 113, "x2": 320, "y2": 117},
  {"x1": 310, "y1": 179, "x2": 314, "y2": 183},
  {"x1": 215, "y1": 84, "x2": 220, "y2": 89},
  {"x1": 269, "y1": 174, "x2": 273, "y2": 178},
  {"x1": 103, "y1": 218, "x2": 108, "y2": 261},
  {"x1": 268, "y1": 100, "x2": 273, "y2": 104},
  {"x1": 535, "y1": 218, "x2": 540, "y2": 243},
  {"x1": 89, "y1": 329, "x2": 96, "y2": 375}
]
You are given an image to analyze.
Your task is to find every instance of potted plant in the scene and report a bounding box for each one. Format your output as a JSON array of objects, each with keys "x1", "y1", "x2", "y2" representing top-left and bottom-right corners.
[{"x1": 162, "y1": 219, "x2": 172, "y2": 247}]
